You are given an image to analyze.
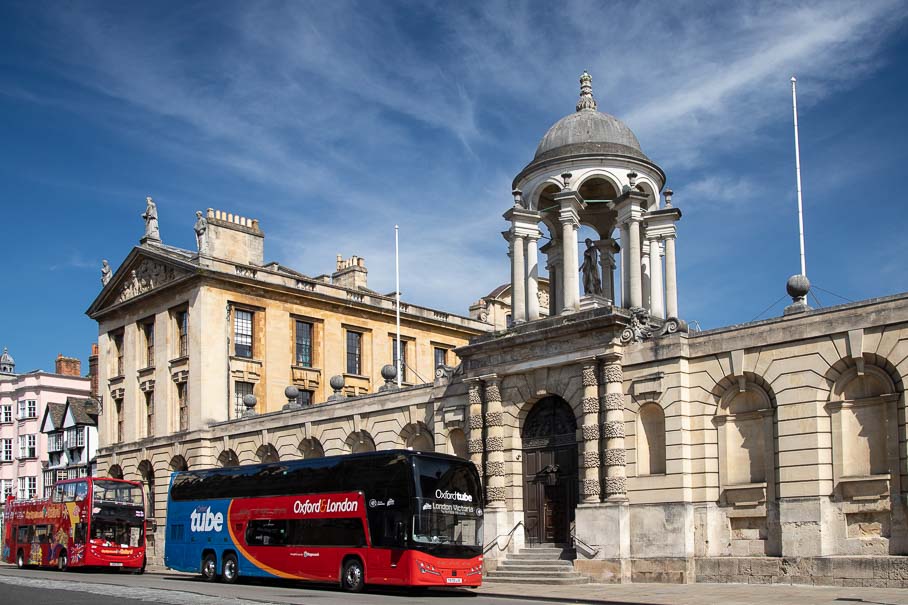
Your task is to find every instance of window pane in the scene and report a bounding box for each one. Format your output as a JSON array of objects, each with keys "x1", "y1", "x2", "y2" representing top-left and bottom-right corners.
[
  {"x1": 235, "y1": 381, "x2": 254, "y2": 418},
  {"x1": 392, "y1": 338, "x2": 407, "y2": 382},
  {"x1": 235, "y1": 310, "x2": 253, "y2": 358},
  {"x1": 346, "y1": 332, "x2": 361, "y2": 375},
  {"x1": 295, "y1": 321, "x2": 312, "y2": 367},
  {"x1": 434, "y1": 347, "x2": 447, "y2": 369}
]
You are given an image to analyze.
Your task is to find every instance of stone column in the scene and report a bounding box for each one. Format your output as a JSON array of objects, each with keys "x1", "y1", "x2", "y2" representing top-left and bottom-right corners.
[
  {"x1": 649, "y1": 238, "x2": 665, "y2": 319},
  {"x1": 641, "y1": 240, "x2": 651, "y2": 311},
  {"x1": 601, "y1": 357, "x2": 627, "y2": 500},
  {"x1": 665, "y1": 235, "x2": 678, "y2": 318},
  {"x1": 580, "y1": 360, "x2": 602, "y2": 503},
  {"x1": 628, "y1": 218, "x2": 643, "y2": 309},
  {"x1": 466, "y1": 380, "x2": 484, "y2": 478},
  {"x1": 595, "y1": 239, "x2": 618, "y2": 305},
  {"x1": 526, "y1": 235, "x2": 540, "y2": 321},
  {"x1": 546, "y1": 260, "x2": 560, "y2": 315},
  {"x1": 620, "y1": 223, "x2": 630, "y2": 308},
  {"x1": 512, "y1": 234, "x2": 527, "y2": 323},
  {"x1": 483, "y1": 376, "x2": 506, "y2": 507},
  {"x1": 561, "y1": 218, "x2": 580, "y2": 313}
]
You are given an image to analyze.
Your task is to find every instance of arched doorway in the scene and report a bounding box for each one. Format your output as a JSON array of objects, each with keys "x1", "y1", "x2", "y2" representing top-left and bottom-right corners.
[{"x1": 522, "y1": 396, "x2": 578, "y2": 545}]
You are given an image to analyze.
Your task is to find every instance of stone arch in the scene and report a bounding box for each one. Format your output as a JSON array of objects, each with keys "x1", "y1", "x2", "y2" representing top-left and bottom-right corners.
[
  {"x1": 636, "y1": 402, "x2": 666, "y2": 476},
  {"x1": 137, "y1": 460, "x2": 156, "y2": 518},
  {"x1": 345, "y1": 430, "x2": 376, "y2": 454},
  {"x1": 256, "y1": 443, "x2": 280, "y2": 463},
  {"x1": 107, "y1": 464, "x2": 124, "y2": 479},
  {"x1": 400, "y1": 421, "x2": 434, "y2": 451},
  {"x1": 528, "y1": 178, "x2": 566, "y2": 213},
  {"x1": 298, "y1": 437, "x2": 325, "y2": 459},
  {"x1": 217, "y1": 449, "x2": 240, "y2": 468},
  {"x1": 169, "y1": 455, "x2": 188, "y2": 472},
  {"x1": 448, "y1": 428, "x2": 468, "y2": 459}
]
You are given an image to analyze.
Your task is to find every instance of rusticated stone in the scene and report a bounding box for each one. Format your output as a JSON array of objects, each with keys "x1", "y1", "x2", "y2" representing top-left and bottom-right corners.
[
  {"x1": 602, "y1": 393, "x2": 624, "y2": 410},
  {"x1": 468, "y1": 439, "x2": 484, "y2": 454},
  {"x1": 603, "y1": 420, "x2": 625, "y2": 438},
  {"x1": 583, "y1": 451, "x2": 600, "y2": 468},
  {"x1": 486, "y1": 486, "x2": 506, "y2": 502},
  {"x1": 484, "y1": 382, "x2": 501, "y2": 402},
  {"x1": 582, "y1": 424, "x2": 600, "y2": 440},
  {"x1": 486, "y1": 435, "x2": 503, "y2": 451},
  {"x1": 484, "y1": 411, "x2": 503, "y2": 426},
  {"x1": 582, "y1": 396, "x2": 599, "y2": 414},
  {"x1": 602, "y1": 364, "x2": 623, "y2": 384},
  {"x1": 468, "y1": 385, "x2": 482, "y2": 404},
  {"x1": 485, "y1": 460, "x2": 505, "y2": 476},
  {"x1": 603, "y1": 448, "x2": 626, "y2": 466},
  {"x1": 582, "y1": 479, "x2": 601, "y2": 495},
  {"x1": 604, "y1": 476, "x2": 626, "y2": 495},
  {"x1": 468, "y1": 414, "x2": 483, "y2": 429},
  {"x1": 581, "y1": 364, "x2": 598, "y2": 386}
]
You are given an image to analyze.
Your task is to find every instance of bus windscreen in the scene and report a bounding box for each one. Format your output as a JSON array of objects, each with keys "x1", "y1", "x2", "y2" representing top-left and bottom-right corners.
[{"x1": 412, "y1": 457, "x2": 483, "y2": 549}]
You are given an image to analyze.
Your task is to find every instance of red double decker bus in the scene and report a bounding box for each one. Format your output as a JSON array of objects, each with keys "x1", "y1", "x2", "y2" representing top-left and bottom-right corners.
[
  {"x1": 2, "y1": 477, "x2": 148, "y2": 572},
  {"x1": 165, "y1": 451, "x2": 483, "y2": 591}
]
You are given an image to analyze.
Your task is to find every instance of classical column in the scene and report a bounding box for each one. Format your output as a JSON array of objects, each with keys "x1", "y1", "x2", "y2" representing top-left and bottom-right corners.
[
  {"x1": 561, "y1": 218, "x2": 580, "y2": 313},
  {"x1": 595, "y1": 239, "x2": 618, "y2": 305},
  {"x1": 649, "y1": 238, "x2": 665, "y2": 319},
  {"x1": 620, "y1": 223, "x2": 630, "y2": 308},
  {"x1": 512, "y1": 234, "x2": 527, "y2": 323},
  {"x1": 466, "y1": 380, "x2": 484, "y2": 478},
  {"x1": 641, "y1": 240, "x2": 651, "y2": 311},
  {"x1": 580, "y1": 360, "x2": 602, "y2": 503},
  {"x1": 483, "y1": 376, "x2": 506, "y2": 507},
  {"x1": 526, "y1": 234, "x2": 540, "y2": 321},
  {"x1": 601, "y1": 357, "x2": 627, "y2": 500},
  {"x1": 665, "y1": 235, "x2": 678, "y2": 318},
  {"x1": 546, "y1": 260, "x2": 560, "y2": 315},
  {"x1": 627, "y1": 218, "x2": 643, "y2": 308}
]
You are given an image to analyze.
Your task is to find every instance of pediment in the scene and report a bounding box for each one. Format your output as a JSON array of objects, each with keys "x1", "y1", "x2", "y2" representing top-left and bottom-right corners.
[{"x1": 87, "y1": 247, "x2": 196, "y2": 317}]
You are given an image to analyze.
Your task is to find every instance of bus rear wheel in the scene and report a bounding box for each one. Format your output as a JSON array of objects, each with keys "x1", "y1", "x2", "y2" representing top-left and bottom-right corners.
[
  {"x1": 16, "y1": 551, "x2": 25, "y2": 569},
  {"x1": 201, "y1": 554, "x2": 218, "y2": 582},
  {"x1": 57, "y1": 551, "x2": 68, "y2": 572},
  {"x1": 221, "y1": 553, "x2": 239, "y2": 584},
  {"x1": 341, "y1": 558, "x2": 364, "y2": 593}
]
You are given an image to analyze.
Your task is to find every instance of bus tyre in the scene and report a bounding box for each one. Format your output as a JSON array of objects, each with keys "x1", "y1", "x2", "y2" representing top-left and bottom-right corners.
[
  {"x1": 133, "y1": 557, "x2": 146, "y2": 575},
  {"x1": 57, "y1": 551, "x2": 68, "y2": 572},
  {"x1": 221, "y1": 553, "x2": 239, "y2": 584},
  {"x1": 16, "y1": 551, "x2": 25, "y2": 569},
  {"x1": 201, "y1": 554, "x2": 218, "y2": 582},
  {"x1": 341, "y1": 558, "x2": 365, "y2": 593}
]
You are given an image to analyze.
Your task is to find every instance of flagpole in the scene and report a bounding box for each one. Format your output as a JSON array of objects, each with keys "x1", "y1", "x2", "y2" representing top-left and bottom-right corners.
[
  {"x1": 791, "y1": 76, "x2": 807, "y2": 277},
  {"x1": 395, "y1": 225, "x2": 402, "y2": 388}
]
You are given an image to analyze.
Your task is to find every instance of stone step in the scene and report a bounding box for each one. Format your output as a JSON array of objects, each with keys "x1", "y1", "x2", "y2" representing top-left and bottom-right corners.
[
  {"x1": 500, "y1": 559, "x2": 574, "y2": 567},
  {"x1": 508, "y1": 552, "x2": 574, "y2": 560},
  {"x1": 497, "y1": 563, "x2": 575, "y2": 572},
  {"x1": 484, "y1": 573, "x2": 590, "y2": 585}
]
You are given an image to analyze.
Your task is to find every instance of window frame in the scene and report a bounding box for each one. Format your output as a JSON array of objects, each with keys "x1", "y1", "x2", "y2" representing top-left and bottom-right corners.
[
  {"x1": 233, "y1": 308, "x2": 254, "y2": 359},
  {"x1": 234, "y1": 381, "x2": 255, "y2": 418},
  {"x1": 142, "y1": 318, "x2": 155, "y2": 368},
  {"x1": 346, "y1": 330, "x2": 363, "y2": 376},
  {"x1": 0, "y1": 404, "x2": 11, "y2": 423},
  {"x1": 294, "y1": 320, "x2": 313, "y2": 368},
  {"x1": 1, "y1": 438, "x2": 12, "y2": 462}
]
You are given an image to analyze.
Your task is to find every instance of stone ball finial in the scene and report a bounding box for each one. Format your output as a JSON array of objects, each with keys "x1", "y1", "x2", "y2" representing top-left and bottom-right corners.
[
  {"x1": 627, "y1": 171, "x2": 638, "y2": 188},
  {"x1": 242, "y1": 394, "x2": 257, "y2": 417},
  {"x1": 381, "y1": 364, "x2": 397, "y2": 381},
  {"x1": 284, "y1": 385, "x2": 299, "y2": 401},
  {"x1": 329, "y1": 375, "x2": 345, "y2": 391},
  {"x1": 561, "y1": 172, "x2": 572, "y2": 190},
  {"x1": 664, "y1": 188, "x2": 674, "y2": 207},
  {"x1": 786, "y1": 274, "x2": 811, "y2": 299}
]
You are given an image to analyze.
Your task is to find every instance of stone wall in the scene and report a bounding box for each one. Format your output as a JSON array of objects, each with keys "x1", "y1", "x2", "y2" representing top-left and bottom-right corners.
[{"x1": 695, "y1": 556, "x2": 908, "y2": 588}]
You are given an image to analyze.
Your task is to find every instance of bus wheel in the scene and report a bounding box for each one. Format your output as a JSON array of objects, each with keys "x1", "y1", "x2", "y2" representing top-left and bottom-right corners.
[
  {"x1": 201, "y1": 554, "x2": 218, "y2": 582},
  {"x1": 221, "y1": 553, "x2": 239, "y2": 584},
  {"x1": 132, "y1": 557, "x2": 146, "y2": 575},
  {"x1": 57, "y1": 551, "x2": 68, "y2": 572},
  {"x1": 341, "y1": 558, "x2": 364, "y2": 593},
  {"x1": 16, "y1": 551, "x2": 25, "y2": 569}
]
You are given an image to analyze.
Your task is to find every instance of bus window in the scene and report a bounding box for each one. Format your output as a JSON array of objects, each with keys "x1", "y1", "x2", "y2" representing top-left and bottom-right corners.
[
  {"x1": 246, "y1": 520, "x2": 288, "y2": 546},
  {"x1": 74, "y1": 481, "x2": 88, "y2": 500},
  {"x1": 53, "y1": 485, "x2": 65, "y2": 503},
  {"x1": 35, "y1": 525, "x2": 50, "y2": 544},
  {"x1": 17, "y1": 525, "x2": 33, "y2": 544},
  {"x1": 74, "y1": 523, "x2": 86, "y2": 544}
]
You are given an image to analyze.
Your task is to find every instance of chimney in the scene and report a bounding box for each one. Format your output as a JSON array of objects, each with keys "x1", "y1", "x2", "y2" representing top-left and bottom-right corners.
[
  {"x1": 204, "y1": 208, "x2": 265, "y2": 266},
  {"x1": 332, "y1": 254, "x2": 368, "y2": 291},
  {"x1": 88, "y1": 343, "x2": 99, "y2": 398},
  {"x1": 56, "y1": 354, "x2": 82, "y2": 377}
]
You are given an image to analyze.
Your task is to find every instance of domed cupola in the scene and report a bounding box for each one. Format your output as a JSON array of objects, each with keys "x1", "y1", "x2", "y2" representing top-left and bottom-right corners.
[{"x1": 0, "y1": 347, "x2": 15, "y2": 373}]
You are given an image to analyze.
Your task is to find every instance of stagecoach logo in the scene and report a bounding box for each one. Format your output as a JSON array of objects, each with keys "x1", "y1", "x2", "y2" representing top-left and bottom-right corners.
[
  {"x1": 368, "y1": 498, "x2": 395, "y2": 508},
  {"x1": 292, "y1": 497, "x2": 359, "y2": 515},
  {"x1": 303, "y1": 551, "x2": 319, "y2": 558},
  {"x1": 434, "y1": 489, "x2": 473, "y2": 502},
  {"x1": 190, "y1": 505, "x2": 223, "y2": 533}
]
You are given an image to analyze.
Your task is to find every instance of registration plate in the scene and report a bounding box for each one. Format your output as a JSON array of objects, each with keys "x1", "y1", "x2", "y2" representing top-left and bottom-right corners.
[
  {"x1": 109, "y1": 562, "x2": 123, "y2": 567},
  {"x1": 446, "y1": 577, "x2": 463, "y2": 584}
]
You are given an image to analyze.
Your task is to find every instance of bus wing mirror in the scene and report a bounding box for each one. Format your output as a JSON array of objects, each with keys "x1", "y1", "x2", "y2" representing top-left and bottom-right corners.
[{"x1": 396, "y1": 521, "x2": 406, "y2": 544}]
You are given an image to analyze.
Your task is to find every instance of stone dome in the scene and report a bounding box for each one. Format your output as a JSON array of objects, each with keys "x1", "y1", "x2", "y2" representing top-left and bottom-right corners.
[
  {"x1": 531, "y1": 71, "x2": 649, "y2": 164},
  {"x1": 0, "y1": 347, "x2": 14, "y2": 372}
]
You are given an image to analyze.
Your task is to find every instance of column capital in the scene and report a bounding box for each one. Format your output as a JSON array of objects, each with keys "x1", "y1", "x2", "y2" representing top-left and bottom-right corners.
[
  {"x1": 503, "y1": 206, "x2": 541, "y2": 224},
  {"x1": 553, "y1": 189, "x2": 584, "y2": 225}
]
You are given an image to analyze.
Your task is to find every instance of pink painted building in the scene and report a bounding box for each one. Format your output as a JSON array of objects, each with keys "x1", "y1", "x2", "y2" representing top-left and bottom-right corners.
[{"x1": 0, "y1": 349, "x2": 90, "y2": 511}]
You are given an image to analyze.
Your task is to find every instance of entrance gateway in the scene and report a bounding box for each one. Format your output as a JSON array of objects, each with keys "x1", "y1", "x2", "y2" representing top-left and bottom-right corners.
[{"x1": 521, "y1": 397, "x2": 578, "y2": 544}]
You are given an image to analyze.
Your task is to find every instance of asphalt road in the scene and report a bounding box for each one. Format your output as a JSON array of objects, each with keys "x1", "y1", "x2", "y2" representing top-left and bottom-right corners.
[{"x1": 0, "y1": 566, "x2": 535, "y2": 605}]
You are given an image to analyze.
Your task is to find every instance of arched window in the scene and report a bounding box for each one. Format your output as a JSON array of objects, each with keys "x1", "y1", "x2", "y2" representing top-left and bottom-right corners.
[
  {"x1": 256, "y1": 444, "x2": 280, "y2": 463},
  {"x1": 217, "y1": 449, "x2": 240, "y2": 467},
  {"x1": 298, "y1": 438, "x2": 324, "y2": 459},
  {"x1": 137, "y1": 460, "x2": 155, "y2": 519},
  {"x1": 346, "y1": 431, "x2": 376, "y2": 454},
  {"x1": 169, "y1": 455, "x2": 188, "y2": 472},
  {"x1": 108, "y1": 464, "x2": 124, "y2": 480},
  {"x1": 830, "y1": 366, "x2": 896, "y2": 480},
  {"x1": 637, "y1": 403, "x2": 666, "y2": 475}
]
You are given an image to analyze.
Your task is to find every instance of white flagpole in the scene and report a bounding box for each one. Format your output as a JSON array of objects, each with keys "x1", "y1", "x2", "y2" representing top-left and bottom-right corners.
[
  {"x1": 791, "y1": 76, "x2": 807, "y2": 277},
  {"x1": 395, "y1": 225, "x2": 402, "y2": 387}
]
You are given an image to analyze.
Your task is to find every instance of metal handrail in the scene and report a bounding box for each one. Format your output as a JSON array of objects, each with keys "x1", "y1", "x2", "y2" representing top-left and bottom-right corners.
[
  {"x1": 571, "y1": 525, "x2": 600, "y2": 558},
  {"x1": 482, "y1": 520, "x2": 525, "y2": 555}
]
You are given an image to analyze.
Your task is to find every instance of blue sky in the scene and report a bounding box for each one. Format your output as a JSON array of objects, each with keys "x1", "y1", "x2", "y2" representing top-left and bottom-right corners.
[{"x1": 1, "y1": 1, "x2": 907, "y2": 373}]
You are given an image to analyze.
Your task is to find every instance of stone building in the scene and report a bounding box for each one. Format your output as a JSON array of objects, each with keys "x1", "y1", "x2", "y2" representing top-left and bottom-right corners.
[{"x1": 91, "y1": 73, "x2": 908, "y2": 586}]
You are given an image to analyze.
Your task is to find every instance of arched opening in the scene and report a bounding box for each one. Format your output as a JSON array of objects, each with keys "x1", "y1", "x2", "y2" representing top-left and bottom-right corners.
[
  {"x1": 298, "y1": 437, "x2": 325, "y2": 459},
  {"x1": 637, "y1": 403, "x2": 666, "y2": 475},
  {"x1": 137, "y1": 460, "x2": 155, "y2": 519},
  {"x1": 521, "y1": 395, "x2": 578, "y2": 544},
  {"x1": 217, "y1": 449, "x2": 240, "y2": 468},
  {"x1": 401, "y1": 422, "x2": 434, "y2": 452},
  {"x1": 169, "y1": 455, "x2": 188, "y2": 472},
  {"x1": 108, "y1": 464, "x2": 124, "y2": 480},
  {"x1": 256, "y1": 444, "x2": 280, "y2": 463},
  {"x1": 346, "y1": 430, "x2": 376, "y2": 454},
  {"x1": 448, "y1": 428, "x2": 468, "y2": 459}
]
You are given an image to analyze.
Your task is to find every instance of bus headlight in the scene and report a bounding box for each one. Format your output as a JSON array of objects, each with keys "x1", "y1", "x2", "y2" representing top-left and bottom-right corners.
[
  {"x1": 416, "y1": 560, "x2": 441, "y2": 576},
  {"x1": 467, "y1": 565, "x2": 482, "y2": 576}
]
